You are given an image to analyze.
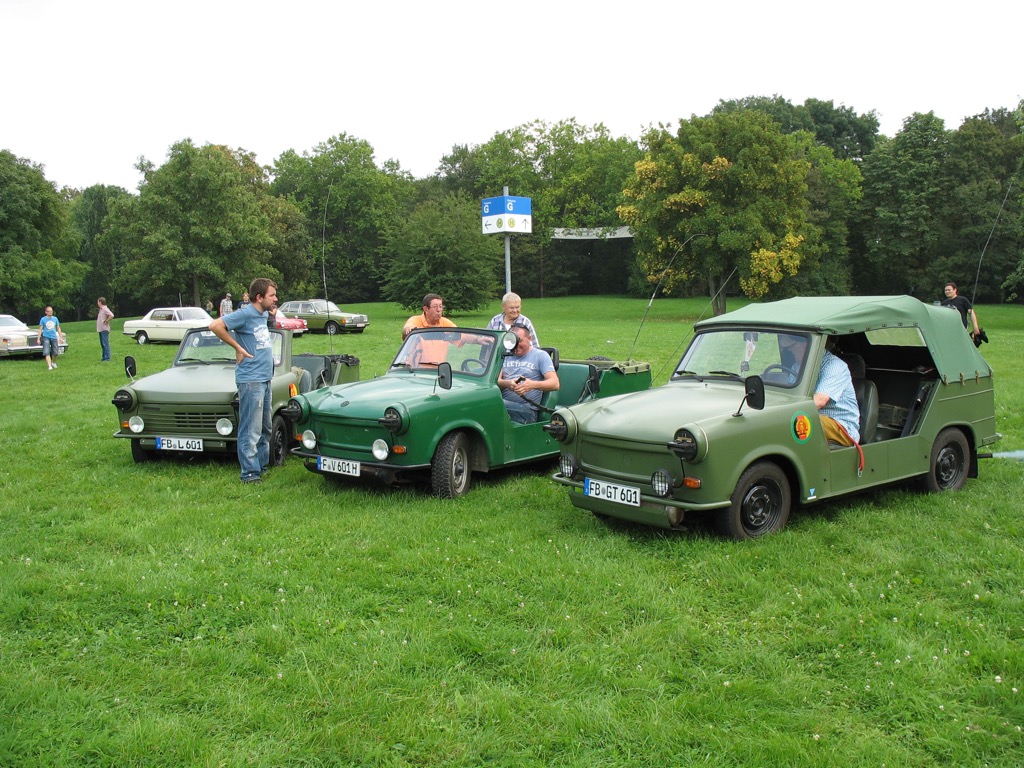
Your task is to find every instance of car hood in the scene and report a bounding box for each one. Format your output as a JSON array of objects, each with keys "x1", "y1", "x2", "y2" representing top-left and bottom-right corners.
[
  {"x1": 301, "y1": 372, "x2": 466, "y2": 418},
  {"x1": 566, "y1": 380, "x2": 774, "y2": 441},
  {"x1": 128, "y1": 365, "x2": 238, "y2": 403}
]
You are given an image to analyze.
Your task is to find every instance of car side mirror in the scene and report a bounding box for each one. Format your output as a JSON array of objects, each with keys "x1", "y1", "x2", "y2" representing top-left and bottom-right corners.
[
  {"x1": 436, "y1": 362, "x2": 453, "y2": 390},
  {"x1": 125, "y1": 355, "x2": 137, "y2": 379},
  {"x1": 741, "y1": 375, "x2": 765, "y2": 412}
]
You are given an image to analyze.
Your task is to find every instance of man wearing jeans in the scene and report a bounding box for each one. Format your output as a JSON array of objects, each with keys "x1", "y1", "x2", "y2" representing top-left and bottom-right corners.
[
  {"x1": 208, "y1": 278, "x2": 278, "y2": 484},
  {"x1": 96, "y1": 297, "x2": 114, "y2": 361}
]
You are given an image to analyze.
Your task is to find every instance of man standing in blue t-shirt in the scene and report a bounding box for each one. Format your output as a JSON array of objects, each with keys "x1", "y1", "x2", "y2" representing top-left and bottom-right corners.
[
  {"x1": 36, "y1": 306, "x2": 63, "y2": 371},
  {"x1": 497, "y1": 325, "x2": 559, "y2": 423},
  {"x1": 208, "y1": 278, "x2": 278, "y2": 484}
]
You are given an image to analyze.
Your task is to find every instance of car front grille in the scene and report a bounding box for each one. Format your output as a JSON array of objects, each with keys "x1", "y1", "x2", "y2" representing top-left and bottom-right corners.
[{"x1": 139, "y1": 406, "x2": 235, "y2": 435}]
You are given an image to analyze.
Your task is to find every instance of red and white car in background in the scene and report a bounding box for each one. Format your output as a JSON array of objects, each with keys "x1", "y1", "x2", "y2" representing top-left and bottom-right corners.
[{"x1": 274, "y1": 312, "x2": 308, "y2": 337}]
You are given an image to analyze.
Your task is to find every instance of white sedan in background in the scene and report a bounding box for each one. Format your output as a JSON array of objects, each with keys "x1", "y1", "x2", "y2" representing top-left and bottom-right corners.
[
  {"x1": 1, "y1": 313, "x2": 69, "y2": 357},
  {"x1": 123, "y1": 307, "x2": 214, "y2": 345}
]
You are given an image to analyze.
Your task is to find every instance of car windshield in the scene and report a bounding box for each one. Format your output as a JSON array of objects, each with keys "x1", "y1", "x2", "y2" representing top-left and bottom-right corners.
[
  {"x1": 389, "y1": 330, "x2": 496, "y2": 376},
  {"x1": 674, "y1": 330, "x2": 810, "y2": 388},
  {"x1": 179, "y1": 307, "x2": 212, "y2": 321},
  {"x1": 0, "y1": 315, "x2": 28, "y2": 329},
  {"x1": 175, "y1": 330, "x2": 244, "y2": 364},
  {"x1": 310, "y1": 300, "x2": 343, "y2": 315}
]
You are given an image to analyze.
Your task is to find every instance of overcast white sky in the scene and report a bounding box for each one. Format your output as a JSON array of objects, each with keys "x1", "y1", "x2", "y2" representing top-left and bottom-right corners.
[{"x1": 3, "y1": 0, "x2": 1020, "y2": 192}]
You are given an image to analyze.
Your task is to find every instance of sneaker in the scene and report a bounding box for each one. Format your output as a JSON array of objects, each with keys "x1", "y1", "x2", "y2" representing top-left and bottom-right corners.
[
  {"x1": 51, "y1": 363, "x2": 57, "y2": 369},
  {"x1": 241, "y1": 476, "x2": 262, "y2": 485},
  {"x1": 48, "y1": 364, "x2": 53, "y2": 370}
]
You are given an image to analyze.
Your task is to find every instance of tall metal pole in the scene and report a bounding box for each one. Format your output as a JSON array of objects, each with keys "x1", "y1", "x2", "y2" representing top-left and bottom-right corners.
[{"x1": 503, "y1": 186, "x2": 511, "y2": 294}]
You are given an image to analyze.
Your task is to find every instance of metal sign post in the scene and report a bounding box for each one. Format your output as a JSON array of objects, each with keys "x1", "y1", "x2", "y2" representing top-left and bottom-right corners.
[{"x1": 482, "y1": 187, "x2": 532, "y2": 295}]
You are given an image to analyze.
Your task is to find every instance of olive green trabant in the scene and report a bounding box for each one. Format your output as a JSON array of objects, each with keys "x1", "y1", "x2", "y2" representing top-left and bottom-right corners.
[{"x1": 548, "y1": 296, "x2": 1000, "y2": 539}]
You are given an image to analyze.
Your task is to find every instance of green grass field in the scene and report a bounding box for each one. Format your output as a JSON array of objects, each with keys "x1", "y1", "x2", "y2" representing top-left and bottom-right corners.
[{"x1": 2, "y1": 296, "x2": 1022, "y2": 767}]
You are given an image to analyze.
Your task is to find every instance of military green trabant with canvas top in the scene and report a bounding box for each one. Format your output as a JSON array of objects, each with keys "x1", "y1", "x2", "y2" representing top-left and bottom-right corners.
[
  {"x1": 283, "y1": 327, "x2": 652, "y2": 497},
  {"x1": 547, "y1": 296, "x2": 999, "y2": 539}
]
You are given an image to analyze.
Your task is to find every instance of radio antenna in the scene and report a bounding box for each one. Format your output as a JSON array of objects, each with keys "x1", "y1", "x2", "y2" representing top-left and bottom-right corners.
[
  {"x1": 626, "y1": 233, "x2": 708, "y2": 362},
  {"x1": 321, "y1": 182, "x2": 334, "y2": 354},
  {"x1": 971, "y1": 170, "x2": 1016, "y2": 302}
]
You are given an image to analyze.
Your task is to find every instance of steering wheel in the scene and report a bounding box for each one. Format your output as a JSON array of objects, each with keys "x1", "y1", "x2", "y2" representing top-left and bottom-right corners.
[
  {"x1": 460, "y1": 358, "x2": 486, "y2": 373},
  {"x1": 761, "y1": 363, "x2": 798, "y2": 381}
]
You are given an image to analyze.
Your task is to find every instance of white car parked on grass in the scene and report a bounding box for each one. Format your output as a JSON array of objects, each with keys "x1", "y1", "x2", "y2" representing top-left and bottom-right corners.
[{"x1": 123, "y1": 307, "x2": 214, "y2": 345}]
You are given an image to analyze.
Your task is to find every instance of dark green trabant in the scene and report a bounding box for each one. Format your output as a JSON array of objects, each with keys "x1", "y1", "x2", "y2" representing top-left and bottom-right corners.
[
  {"x1": 284, "y1": 327, "x2": 652, "y2": 497},
  {"x1": 548, "y1": 296, "x2": 1000, "y2": 539}
]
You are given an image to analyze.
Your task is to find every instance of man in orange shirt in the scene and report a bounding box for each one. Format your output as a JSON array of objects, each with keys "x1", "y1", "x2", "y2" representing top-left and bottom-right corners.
[{"x1": 402, "y1": 293, "x2": 456, "y2": 339}]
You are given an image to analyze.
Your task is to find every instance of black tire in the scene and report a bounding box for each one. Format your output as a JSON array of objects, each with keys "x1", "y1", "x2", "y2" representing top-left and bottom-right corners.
[
  {"x1": 718, "y1": 461, "x2": 791, "y2": 540},
  {"x1": 135, "y1": 331, "x2": 149, "y2": 345},
  {"x1": 271, "y1": 414, "x2": 289, "y2": 467},
  {"x1": 921, "y1": 428, "x2": 970, "y2": 492},
  {"x1": 324, "y1": 321, "x2": 340, "y2": 336},
  {"x1": 431, "y1": 432, "x2": 472, "y2": 498},
  {"x1": 130, "y1": 439, "x2": 155, "y2": 463}
]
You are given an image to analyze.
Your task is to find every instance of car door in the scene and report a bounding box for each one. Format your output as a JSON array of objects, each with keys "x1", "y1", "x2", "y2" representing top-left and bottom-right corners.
[{"x1": 150, "y1": 310, "x2": 174, "y2": 341}]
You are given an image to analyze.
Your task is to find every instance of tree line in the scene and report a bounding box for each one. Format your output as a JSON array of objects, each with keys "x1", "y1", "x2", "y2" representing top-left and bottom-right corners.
[{"x1": 2, "y1": 95, "x2": 1022, "y2": 321}]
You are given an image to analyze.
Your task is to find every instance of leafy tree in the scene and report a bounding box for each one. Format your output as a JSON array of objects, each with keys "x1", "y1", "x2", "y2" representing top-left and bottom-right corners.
[
  {"x1": 383, "y1": 193, "x2": 503, "y2": 313},
  {"x1": 856, "y1": 113, "x2": 951, "y2": 296},
  {"x1": 714, "y1": 95, "x2": 879, "y2": 161},
  {"x1": 0, "y1": 149, "x2": 85, "y2": 318},
  {"x1": 103, "y1": 140, "x2": 304, "y2": 308},
  {"x1": 618, "y1": 110, "x2": 811, "y2": 315},
  {"x1": 437, "y1": 119, "x2": 642, "y2": 297},
  {"x1": 769, "y1": 132, "x2": 862, "y2": 297},
  {"x1": 271, "y1": 134, "x2": 415, "y2": 303},
  {"x1": 70, "y1": 184, "x2": 132, "y2": 316},
  {"x1": 936, "y1": 108, "x2": 1024, "y2": 302},
  {"x1": 995, "y1": 100, "x2": 1024, "y2": 301}
]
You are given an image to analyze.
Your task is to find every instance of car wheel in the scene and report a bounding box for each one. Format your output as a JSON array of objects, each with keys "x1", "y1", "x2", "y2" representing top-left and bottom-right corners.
[
  {"x1": 718, "y1": 461, "x2": 791, "y2": 540},
  {"x1": 431, "y1": 431, "x2": 472, "y2": 499},
  {"x1": 130, "y1": 439, "x2": 155, "y2": 464},
  {"x1": 324, "y1": 321, "x2": 340, "y2": 335},
  {"x1": 135, "y1": 331, "x2": 149, "y2": 345},
  {"x1": 921, "y1": 428, "x2": 970, "y2": 492},
  {"x1": 270, "y1": 415, "x2": 289, "y2": 467}
]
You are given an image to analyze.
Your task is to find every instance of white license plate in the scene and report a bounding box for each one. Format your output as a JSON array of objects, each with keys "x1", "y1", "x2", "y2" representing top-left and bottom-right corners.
[
  {"x1": 318, "y1": 456, "x2": 361, "y2": 476},
  {"x1": 155, "y1": 436, "x2": 203, "y2": 452},
  {"x1": 584, "y1": 477, "x2": 640, "y2": 506}
]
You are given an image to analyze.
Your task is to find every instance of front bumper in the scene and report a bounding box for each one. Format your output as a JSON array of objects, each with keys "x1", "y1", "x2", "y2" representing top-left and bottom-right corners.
[
  {"x1": 551, "y1": 472, "x2": 730, "y2": 529},
  {"x1": 292, "y1": 447, "x2": 429, "y2": 485}
]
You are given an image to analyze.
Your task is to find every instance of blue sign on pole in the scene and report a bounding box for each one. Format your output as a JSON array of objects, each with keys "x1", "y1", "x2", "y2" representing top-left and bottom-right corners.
[{"x1": 482, "y1": 195, "x2": 532, "y2": 234}]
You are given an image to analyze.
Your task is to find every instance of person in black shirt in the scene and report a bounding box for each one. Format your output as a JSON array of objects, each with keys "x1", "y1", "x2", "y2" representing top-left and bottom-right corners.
[{"x1": 941, "y1": 282, "x2": 980, "y2": 341}]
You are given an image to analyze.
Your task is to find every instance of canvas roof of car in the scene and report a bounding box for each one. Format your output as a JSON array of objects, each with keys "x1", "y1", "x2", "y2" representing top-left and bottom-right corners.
[{"x1": 695, "y1": 295, "x2": 991, "y2": 382}]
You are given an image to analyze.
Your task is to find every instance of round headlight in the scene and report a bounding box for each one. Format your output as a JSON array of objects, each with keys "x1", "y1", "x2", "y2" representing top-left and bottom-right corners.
[
  {"x1": 371, "y1": 439, "x2": 390, "y2": 461},
  {"x1": 378, "y1": 406, "x2": 404, "y2": 434},
  {"x1": 651, "y1": 468, "x2": 674, "y2": 497},
  {"x1": 558, "y1": 453, "x2": 579, "y2": 479},
  {"x1": 545, "y1": 410, "x2": 577, "y2": 443},
  {"x1": 216, "y1": 418, "x2": 234, "y2": 436},
  {"x1": 281, "y1": 398, "x2": 305, "y2": 423},
  {"x1": 301, "y1": 430, "x2": 317, "y2": 450},
  {"x1": 668, "y1": 428, "x2": 699, "y2": 462},
  {"x1": 112, "y1": 389, "x2": 135, "y2": 411},
  {"x1": 128, "y1": 416, "x2": 145, "y2": 433}
]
